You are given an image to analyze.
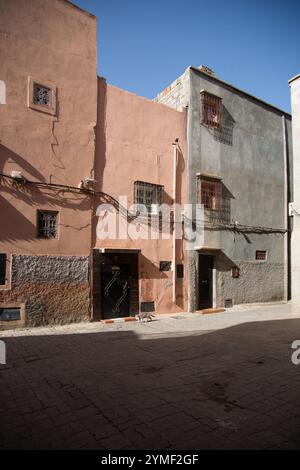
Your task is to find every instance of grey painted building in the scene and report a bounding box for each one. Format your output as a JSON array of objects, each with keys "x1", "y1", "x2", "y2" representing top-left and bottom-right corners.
[{"x1": 155, "y1": 66, "x2": 292, "y2": 311}]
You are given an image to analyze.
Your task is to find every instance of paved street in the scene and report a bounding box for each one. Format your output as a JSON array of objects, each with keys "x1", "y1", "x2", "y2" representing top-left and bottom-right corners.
[{"x1": 1, "y1": 303, "x2": 300, "y2": 450}]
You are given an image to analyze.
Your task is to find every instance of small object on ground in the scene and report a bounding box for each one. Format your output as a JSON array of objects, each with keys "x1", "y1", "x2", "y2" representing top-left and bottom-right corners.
[{"x1": 135, "y1": 312, "x2": 155, "y2": 322}]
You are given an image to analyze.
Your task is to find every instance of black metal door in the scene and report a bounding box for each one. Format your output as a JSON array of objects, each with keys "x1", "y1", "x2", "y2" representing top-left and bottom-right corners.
[
  {"x1": 198, "y1": 255, "x2": 213, "y2": 309},
  {"x1": 101, "y1": 263, "x2": 130, "y2": 319}
]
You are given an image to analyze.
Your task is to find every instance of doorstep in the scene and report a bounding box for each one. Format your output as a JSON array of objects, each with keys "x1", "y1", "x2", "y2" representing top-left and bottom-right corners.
[
  {"x1": 101, "y1": 316, "x2": 137, "y2": 324},
  {"x1": 196, "y1": 308, "x2": 226, "y2": 315}
]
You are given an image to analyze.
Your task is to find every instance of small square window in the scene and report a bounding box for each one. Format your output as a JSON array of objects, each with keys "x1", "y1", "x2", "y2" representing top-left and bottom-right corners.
[
  {"x1": 33, "y1": 83, "x2": 51, "y2": 107},
  {"x1": 256, "y1": 250, "x2": 267, "y2": 261},
  {"x1": 28, "y1": 76, "x2": 57, "y2": 115},
  {"x1": 0, "y1": 254, "x2": 6, "y2": 285},
  {"x1": 160, "y1": 261, "x2": 172, "y2": 271},
  {"x1": 37, "y1": 211, "x2": 58, "y2": 239}
]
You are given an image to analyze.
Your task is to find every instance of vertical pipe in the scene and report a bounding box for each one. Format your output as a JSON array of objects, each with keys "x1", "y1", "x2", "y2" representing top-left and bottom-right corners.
[{"x1": 172, "y1": 140, "x2": 178, "y2": 303}]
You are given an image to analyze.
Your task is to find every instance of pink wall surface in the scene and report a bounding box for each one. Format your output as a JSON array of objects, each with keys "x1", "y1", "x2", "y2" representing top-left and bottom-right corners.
[
  {"x1": 94, "y1": 81, "x2": 188, "y2": 312},
  {"x1": 0, "y1": 0, "x2": 97, "y2": 256}
]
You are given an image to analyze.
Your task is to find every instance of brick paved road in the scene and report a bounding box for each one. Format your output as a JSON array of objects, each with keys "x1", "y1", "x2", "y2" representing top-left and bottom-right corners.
[{"x1": 1, "y1": 303, "x2": 300, "y2": 449}]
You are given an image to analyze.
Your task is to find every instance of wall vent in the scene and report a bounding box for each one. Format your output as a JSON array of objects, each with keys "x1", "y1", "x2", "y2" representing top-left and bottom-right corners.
[{"x1": 140, "y1": 301, "x2": 155, "y2": 312}]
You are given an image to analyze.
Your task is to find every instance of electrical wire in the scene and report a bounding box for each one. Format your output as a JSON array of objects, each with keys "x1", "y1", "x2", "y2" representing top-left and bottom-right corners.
[{"x1": 0, "y1": 172, "x2": 288, "y2": 234}]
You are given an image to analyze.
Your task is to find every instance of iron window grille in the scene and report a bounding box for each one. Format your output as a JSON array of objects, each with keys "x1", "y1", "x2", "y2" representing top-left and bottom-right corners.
[
  {"x1": 197, "y1": 176, "x2": 230, "y2": 224},
  {"x1": 201, "y1": 91, "x2": 223, "y2": 128},
  {"x1": 33, "y1": 83, "x2": 51, "y2": 107},
  {"x1": 256, "y1": 250, "x2": 267, "y2": 261},
  {"x1": 134, "y1": 181, "x2": 164, "y2": 213},
  {"x1": 37, "y1": 211, "x2": 58, "y2": 239},
  {"x1": 0, "y1": 253, "x2": 6, "y2": 285}
]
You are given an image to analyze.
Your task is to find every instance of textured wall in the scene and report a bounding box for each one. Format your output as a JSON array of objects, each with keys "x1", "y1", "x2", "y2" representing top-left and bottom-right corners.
[
  {"x1": 216, "y1": 261, "x2": 284, "y2": 306},
  {"x1": 154, "y1": 71, "x2": 189, "y2": 111},
  {"x1": 0, "y1": 255, "x2": 90, "y2": 328}
]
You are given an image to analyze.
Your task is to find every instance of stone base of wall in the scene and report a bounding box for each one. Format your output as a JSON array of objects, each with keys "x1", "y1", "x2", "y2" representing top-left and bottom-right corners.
[
  {"x1": 216, "y1": 260, "x2": 284, "y2": 307},
  {"x1": 188, "y1": 250, "x2": 285, "y2": 311},
  {"x1": 0, "y1": 255, "x2": 90, "y2": 329}
]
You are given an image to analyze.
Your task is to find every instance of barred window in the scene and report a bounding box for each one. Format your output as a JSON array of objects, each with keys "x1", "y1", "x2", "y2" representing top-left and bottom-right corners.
[
  {"x1": 33, "y1": 83, "x2": 51, "y2": 107},
  {"x1": 37, "y1": 210, "x2": 58, "y2": 239},
  {"x1": 256, "y1": 250, "x2": 267, "y2": 261},
  {"x1": 197, "y1": 176, "x2": 222, "y2": 210},
  {"x1": 197, "y1": 176, "x2": 230, "y2": 224},
  {"x1": 201, "y1": 91, "x2": 222, "y2": 128},
  {"x1": 134, "y1": 181, "x2": 164, "y2": 212},
  {"x1": 0, "y1": 253, "x2": 6, "y2": 285}
]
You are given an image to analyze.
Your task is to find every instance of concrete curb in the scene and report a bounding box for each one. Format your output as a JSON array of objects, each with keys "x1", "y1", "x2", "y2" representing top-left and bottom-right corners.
[
  {"x1": 196, "y1": 308, "x2": 226, "y2": 315},
  {"x1": 101, "y1": 317, "x2": 137, "y2": 324}
]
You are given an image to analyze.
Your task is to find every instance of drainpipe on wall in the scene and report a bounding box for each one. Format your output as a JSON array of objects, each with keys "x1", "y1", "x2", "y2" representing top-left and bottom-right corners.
[{"x1": 172, "y1": 139, "x2": 179, "y2": 303}]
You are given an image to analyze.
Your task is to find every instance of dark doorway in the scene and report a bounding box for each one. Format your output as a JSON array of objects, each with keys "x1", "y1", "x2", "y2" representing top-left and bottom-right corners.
[
  {"x1": 101, "y1": 263, "x2": 130, "y2": 319},
  {"x1": 198, "y1": 254, "x2": 213, "y2": 310}
]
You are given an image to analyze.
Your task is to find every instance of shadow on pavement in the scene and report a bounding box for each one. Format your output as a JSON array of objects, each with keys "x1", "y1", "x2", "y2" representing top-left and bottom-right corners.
[{"x1": 1, "y1": 318, "x2": 300, "y2": 450}]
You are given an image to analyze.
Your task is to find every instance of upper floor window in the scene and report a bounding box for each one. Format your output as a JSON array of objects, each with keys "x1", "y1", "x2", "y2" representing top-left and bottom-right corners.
[
  {"x1": 134, "y1": 181, "x2": 164, "y2": 212},
  {"x1": 201, "y1": 91, "x2": 222, "y2": 128},
  {"x1": 37, "y1": 210, "x2": 59, "y2": 239},
  {"x1": 28, "y1": 76, "x2": 57, "y2": 115},
  {"x1": 197, "y1": 175, "x2": 231, "y2": 224},
  {"x1": 33, "y1": 83, "x2": 51, "y2": 107},
  {"x1": 197, "y1": 176, "x2": 222, "y2": 211}
]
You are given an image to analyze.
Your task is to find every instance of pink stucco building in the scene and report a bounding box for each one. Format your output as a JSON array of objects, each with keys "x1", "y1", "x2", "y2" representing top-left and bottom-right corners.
[
  {"x1": 92, "y1": 81, "x2": 188, "y2": 319},
  {"x1": 0, "y1": 0, "x2": 188, "y2": 328}
]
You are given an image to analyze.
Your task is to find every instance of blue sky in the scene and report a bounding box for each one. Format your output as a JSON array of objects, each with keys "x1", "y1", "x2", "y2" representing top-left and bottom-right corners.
[{"x1": 73, "y1": 0, "x2": 299, "y2": 112}]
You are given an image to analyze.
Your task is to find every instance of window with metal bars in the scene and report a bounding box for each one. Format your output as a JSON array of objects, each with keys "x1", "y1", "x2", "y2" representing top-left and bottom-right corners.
[
  {"x1": 37, "y1": 210, "x2": 58, "y2": 239},
  {"x1": 201, "y1": 91, "x2": 222, "y2": 128},
  {"x1": 0, "y1": 254, "x2": 6, "y2": 285},
  {"x1": 256, "y1": 250, "x2": 267, "y2": 261},
  {"x1": 197, "y1": 177, "x2": 222, "y2": 211},
  {"x1": 197, "y1": 176, "x2": 230, "y2": 224},
  {"x1": 134, "y1": 181, "x2": 164, "y2": 212},
  {"x1": 33, "y1": 83, "x2": 51, "y2": 107}
]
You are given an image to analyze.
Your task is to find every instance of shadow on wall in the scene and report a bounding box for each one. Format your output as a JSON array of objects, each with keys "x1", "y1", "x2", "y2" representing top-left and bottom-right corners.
[
  {"x1": 94, "y1": 77, "x2": 107, "y2": 193},
  {"x1": 206, "y1": 183, "x2": 235, "y2": 225},
  {"x1": 1, "y1": 317, "x2": 300, "y2": 449},
  {"x1": 214, "y1": 106, "x2": 235, "y2": 146},
  {"x1": 139, "y1": 254, "x2": 168, "y2": 280},
  {"x1": 0, "y1": 144, "x2": 46, "y2": 182},
  {"x1": 0, "y1": 177, "x2": 91, "y2": 242},
  {"x1": 214, "y1": 250, "x2": 238, "y2": 273}
]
